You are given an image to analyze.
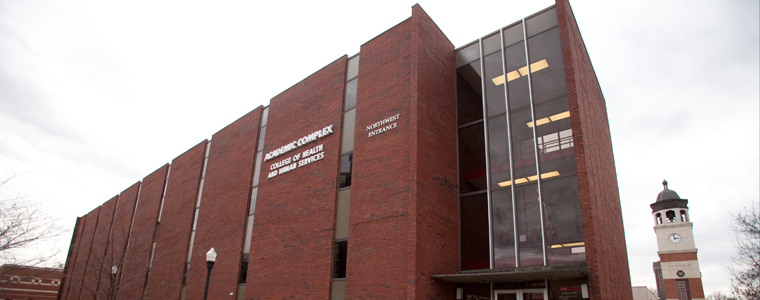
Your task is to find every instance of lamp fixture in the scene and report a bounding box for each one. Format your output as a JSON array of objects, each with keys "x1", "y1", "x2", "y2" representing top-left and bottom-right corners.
[
  {"x1": 497, "y1": 171, "x2": 560, "y2": 187},
  {"x1": 527, "y1": 111, "x2": 570, "y2": 128},
  {"x1": 491, "y1": 59, "x2": 549, "y2": 86}
]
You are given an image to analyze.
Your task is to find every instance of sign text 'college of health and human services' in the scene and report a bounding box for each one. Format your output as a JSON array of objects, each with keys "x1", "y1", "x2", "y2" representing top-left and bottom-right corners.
[
  {"x1": 265, "y1": 124, "x2": 333, "y2": 179},
  {"x1": 366, "y1": 113, "x2": 400, "y2": 137}
]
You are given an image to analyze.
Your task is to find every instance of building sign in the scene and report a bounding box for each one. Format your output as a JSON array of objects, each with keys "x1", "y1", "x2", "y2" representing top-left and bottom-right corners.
[
  {"x1": 265, "y1": 124, "x2": 334, "y2": 179},
  {"x1": 366, "y1": 113, "x2": 400, "y2": 137}
]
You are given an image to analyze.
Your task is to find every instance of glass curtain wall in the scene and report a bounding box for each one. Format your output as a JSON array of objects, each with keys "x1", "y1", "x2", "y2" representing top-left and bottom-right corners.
[{"x1": 457, "y1": 7, "x2": 584, "y2": 271}]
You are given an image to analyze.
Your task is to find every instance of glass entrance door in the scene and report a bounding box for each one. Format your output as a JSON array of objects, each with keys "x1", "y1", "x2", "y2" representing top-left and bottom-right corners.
[{"x1": 494, "y1": 289, "x2": 547, "y2": 300}]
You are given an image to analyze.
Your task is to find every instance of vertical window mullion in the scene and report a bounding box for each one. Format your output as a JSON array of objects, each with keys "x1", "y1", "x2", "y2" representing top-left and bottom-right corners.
[
  {"x1": 522, "y1": 19, "x2": 547, "y2": 266},
  {"x1": 499, "y1": 27, "x2": 520, "y2": 269},
  {"x1": 478, "y1": 39, "x2": 495, "y2": 270}
]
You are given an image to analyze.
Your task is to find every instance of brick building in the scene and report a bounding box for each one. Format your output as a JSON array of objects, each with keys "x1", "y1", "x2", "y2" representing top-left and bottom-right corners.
[
  {"x1": 0, "y1": 264, "x2": 62, "y2": 300},
  {"x1": 58, "y1": 1, "x2": 633, "y2": 299}
]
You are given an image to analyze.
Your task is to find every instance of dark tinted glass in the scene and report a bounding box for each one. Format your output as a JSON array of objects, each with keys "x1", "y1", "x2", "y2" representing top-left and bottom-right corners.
[
  {"x1": 457, "y1": 61, "x2": 483, "y2": 125},
  {"x1": 461, "y1": 193, "x2": 490, "y2": 270},
  {"x1": 484, "y1": 46, "x2": 506, "y2": 117},
  {"x1": 492, "y1": 189, "x2": 515, "y2": 268},
  {"x1": 488, "y1": 115, "x2": 511, "y2": 188},
  {"x1": 527, "y1": 27, "x2": 566, "y2": 102},
  {"x1": 333, "y1": 241, "x2": 347, "y2": 278},
  {"x1": 503, "y1": 25, "x2": 529, "y2": 110},
  {"x1": 509, "y1": 107, "x2": 537, "y2": 179},
  {"x1": 515, "y1": 183, "x2": 543, "y2": 267},
  {"x1": 534, "y1": 96, "x2": 575, "y2": 177},
  {"x1": 344, "y1": 78, "x2": 357, "y2": 111},
  {"x1": 459, "y1": 123, "x2": 486, "y2": 193},
  {"x1": 338, "y1": 153, "x2": 352, "y2": 189},
  {"x1": 257, "y1": 126, "x2": 266, "y2": 152},
  {"x1": 543, "y1": 176, "x2": 585, "y2": 264}
]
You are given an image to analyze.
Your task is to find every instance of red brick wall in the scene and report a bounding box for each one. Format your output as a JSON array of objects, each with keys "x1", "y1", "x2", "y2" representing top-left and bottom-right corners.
[
  {"x1": 145, "y1": 141, "x2": 207, "y2": 299},
  {"x1": 556, "y1": 1, "x2": 632, "y2": 299},
  {"x1": 0, "y1": 265, "x2": 63, "y2": 300},
  {"x1": 244, "y1": 58, "x2": 346, "y2": 299},
  {"x1": 110, "y1": 183, "x2": 140, "y2": 285},
  {"x1": 58, "y1": 216, "x2": 83, "y2": 300},
  {"x1": 409, "y1": 5, "x2": 459, "y2": 299},
  {"x1": 346, "y1": 15, "x2": 413, "y2": 299},
  {"x1": 663, "y1": 278, "x2": 705, "y2": 299},
  {"x1": 659, "y1": 252, "x2": 698, "y2": 262},
  {"x1": 184, "y1": 108, "x2": 260, "y2": 300},
  {"x1": 65, "y1": 207, "x2": 99, "y2": 300},
  {"x1": 118, "y1": 165, "x2": 168, "y2": 300},
  {"x1": 83, "y1": 196, "x2": 117, "y2": 300}
]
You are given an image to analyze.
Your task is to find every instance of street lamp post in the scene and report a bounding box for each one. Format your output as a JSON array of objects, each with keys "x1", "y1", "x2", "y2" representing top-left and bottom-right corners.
[
  {"x1": 203, "y1": 248, "x2": 217, "y2": 300},
  {"x1": 110, "y1": 265, "x2": 118, "y2": 300}
]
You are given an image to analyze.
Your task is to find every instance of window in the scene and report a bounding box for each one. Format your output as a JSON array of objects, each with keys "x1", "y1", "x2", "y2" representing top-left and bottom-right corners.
[
  {"x1": 333, "y1": 240, "x2": 347, "y2": 278},
  {"x1": 338, "y1": 153, "x2": 352, "y2": 189}
]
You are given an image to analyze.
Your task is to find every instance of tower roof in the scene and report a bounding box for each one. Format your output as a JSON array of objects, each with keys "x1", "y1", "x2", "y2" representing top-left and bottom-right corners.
[{"x1": 656, "y1": 180, "x2": 681, "y2": 202}]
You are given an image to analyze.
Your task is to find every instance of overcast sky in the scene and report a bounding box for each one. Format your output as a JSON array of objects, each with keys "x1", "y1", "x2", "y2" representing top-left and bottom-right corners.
[{"x1": 0, "y1": 0, "x2": 757, "y2": 296}]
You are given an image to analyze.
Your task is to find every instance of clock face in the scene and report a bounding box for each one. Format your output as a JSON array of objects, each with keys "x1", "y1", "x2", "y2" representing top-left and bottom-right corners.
[{"x1": 668, "y1": 233, "x2": 682, "y2": 244}]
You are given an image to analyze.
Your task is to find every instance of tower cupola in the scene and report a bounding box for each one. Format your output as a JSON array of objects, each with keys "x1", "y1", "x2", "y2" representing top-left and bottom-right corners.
[{"x1": 650, "y1": 180, "x2": 690, "y2": 225}]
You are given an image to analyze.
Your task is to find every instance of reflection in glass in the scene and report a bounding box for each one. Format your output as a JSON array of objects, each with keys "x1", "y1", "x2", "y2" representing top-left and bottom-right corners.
[
  {"x1": 543, "y1": 176, "x2": 585, "y2": 264},
  {"x1": 488, "y1": 115, "x2": 511, "y2": 188},
  {"x1": 457, "y1": 61, "x2": 483, "y2": 125},
  {"x1": 535, "y1": 96, "x2": 575, "y2": 178},
  {"x1": 461, "y1": 194, "x2": 490, "y2": 270},
  {"x1": 527, "y1": 27, "x2": 567, "y2": 103},
  {"x1": 344, "y1": 78, "x2": 357, "y2": 111},
  {"x1": 338, "y1": 153, "x2": 352, "y2": 189},
  {"x1": 503, "y1": 25, "x2": 529, "y2": 110},
  {"x1": 485, "y1": 49, "x2": 506, "y2": 116},
  {"x1": 459, "y1": 123, "x2": 486, "y2": 193},
  {"x1": 510, "y1": 107, "x2": 537, "y2": 179},
  {"x1": 515, "y1": 184, "x2": 543, "y2": 267},
  {"x1": 492, "y1": 189, "x2": 515, "y2": 268}
]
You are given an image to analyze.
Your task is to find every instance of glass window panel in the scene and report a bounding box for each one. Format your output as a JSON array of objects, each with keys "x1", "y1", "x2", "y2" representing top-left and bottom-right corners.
[
  {"x1": 249, "y1": 187, "x2": 258, "y2": 215},
  {"x1": 261, "y1": 107, "x2": 269, "y2": 127},
  {"x1": 526, "y1": 8, "x2": 558, "y2": 37},
  {"x1": 492, "y1": 189, "x2": 516, "y2": 269},
  {"x1": 485, "y1": 50, "x2": 506, "y2": 117},
  {"x1": 456, "y1": 41, "x2": 480, "y2": 68},
  {"x1": 338, "y1": 153, "x2": 352, "y2": 189},
  {"x1": 527, "y1": 27, "x2": 567, "y2": 102},
  {"x1": 461, "y1": 193, "x2": 490, "y2": 270},
  {"x1": 487, "y1": 115, "x2": 511, "y2": 189},
  {"x1": 457, "y1": 61, "x2": 484, "y2": 126},
  {"x1": 510, "y1": 107, "x2": 537, "y2": 179},
  {"x1": 341, "y1": 109, "x2": 356, "y2": 154},
  {"x1": 515, "y1": 183, "x2": 543, "y2": 267},
  {"x1": 534, "y1": 96, "x2": 575, "y2": 176},
  {"x1": 346, "y1": 55, "x2": 360, "y2": 81},
  {"x1": 257, "y1": 126, "x2": 266, "y2": 152},
  {"x1": 344, "y1": 78, "x2": 357, "y2": 111},
  {"x1": 483, "y1": 32, "x2": 501, "y2": 57},
  {"x1": 335, "y1": 189, "x2": 351, "y2": 240},
  {"x1": 252, "y1": 152, "x2": 263, "y2": 187},
  {"x1": 503, "y1": 23, "x2": 524, "y2": 49},
  {"x1": 243, "y1": 215, "x2": 254, "y2": 253},
  {"x1": 458, "y1": 123, "x2": 486, "y2": 193},
  {"x1": 543, "y1": 176, "x2": 584, "y2": 265},
  {"x1": 504, "y1": 26, "x2": 530, "y2": 110},
  {"x1": 333, "y1": 241, "x2": 348, "y2": 278}
]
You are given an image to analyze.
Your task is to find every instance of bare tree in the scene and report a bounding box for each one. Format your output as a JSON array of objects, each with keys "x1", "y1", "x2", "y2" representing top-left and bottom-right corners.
[
  {"x1": 0, "y1": 174, "x2": 67, "y2": 275},
  {"x1": 729, "y1": 203, "x2": 760, "y2": 299},
  {"x1": 647, "y1": 287, "x2": 659, "y2": 300},
  {"x1": 707, "y1": 291, "x2": 738, "y2": 300},
  {"x1": 65, "y1": 223, "x2": 187, "y2": 300}
]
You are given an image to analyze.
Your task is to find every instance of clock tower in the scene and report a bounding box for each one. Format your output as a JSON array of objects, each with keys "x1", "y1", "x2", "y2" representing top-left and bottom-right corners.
[{"x1": 650, "y1": 180, "x2": 705, "y2": 300}]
